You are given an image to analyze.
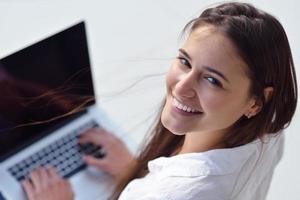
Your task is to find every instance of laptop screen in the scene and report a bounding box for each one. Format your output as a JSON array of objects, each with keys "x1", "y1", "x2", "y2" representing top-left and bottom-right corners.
[{"x1": 0, "y1": 21, "x2": 96, "y2": 161}]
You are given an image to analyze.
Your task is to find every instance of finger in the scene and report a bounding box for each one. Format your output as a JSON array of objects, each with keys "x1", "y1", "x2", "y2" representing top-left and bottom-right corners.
[
  {"x1": 22, "y1": 180, "x2": 35, "y2": 200},
  {"x1": 28, "y1": 167, "x2": 42, "y2": 191},
  {"x1": 82, "y1": 155, "x2": 108, "y2": 171},
  {"x1": 62, "y1": 180, "x2": 74, "y2": 198},
  {"x1": 63, "y1": 179, "x2": 73, "y2": 191},
  {"x1": 81, "y1": 128, "x2": 112, "y2": 139},
  {"x1": 78, "y1": 129, "x2": 108, "y2": 146},
  {"x1": 47, "y1": 166, "x2": 61, "y2": 182},
  {"x1": 38, "y1": 167, "x2": 50, "y2": 188}
]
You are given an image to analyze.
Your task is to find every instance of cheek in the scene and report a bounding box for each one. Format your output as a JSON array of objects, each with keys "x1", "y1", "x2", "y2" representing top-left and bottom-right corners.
[
  {"x1": 200, "y1": 92, "x2": 224, "y2": 112},
  {"x1": 166, "y1": 64, "x2": 179, "y2": 93},
  {"x1": 201, "y1": 90, "x2": 248, "y2": 120}
]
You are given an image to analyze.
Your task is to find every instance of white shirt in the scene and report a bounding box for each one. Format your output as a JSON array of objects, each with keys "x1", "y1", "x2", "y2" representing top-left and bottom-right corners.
[{"x1": 118, "y1": 133, "x2": 284, "y2": 200}]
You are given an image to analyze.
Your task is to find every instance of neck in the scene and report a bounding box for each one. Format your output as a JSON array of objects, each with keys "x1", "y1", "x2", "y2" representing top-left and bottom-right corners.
[{"x1": 177, "y1": 130, "x2": 226, "y2": 155}]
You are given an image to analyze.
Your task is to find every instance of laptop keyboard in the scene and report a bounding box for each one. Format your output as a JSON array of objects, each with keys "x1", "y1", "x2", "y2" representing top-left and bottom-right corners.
[{"x1": 8, "y1": 120, "x2": 106, "y2": 182}]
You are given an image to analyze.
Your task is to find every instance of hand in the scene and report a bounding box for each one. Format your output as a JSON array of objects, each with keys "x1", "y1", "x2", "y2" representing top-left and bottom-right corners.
[
  {"x1": 79, "y1": 128, "x2": 136, "y2": 177},
  {"x1": 22, "y1": 167, "x2": 74, "y2": 200}
]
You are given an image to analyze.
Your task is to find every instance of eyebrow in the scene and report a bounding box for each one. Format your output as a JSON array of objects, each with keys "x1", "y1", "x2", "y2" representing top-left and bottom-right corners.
[{"x1": 178, "y1": 48, "x2": 230, "y2": 83}]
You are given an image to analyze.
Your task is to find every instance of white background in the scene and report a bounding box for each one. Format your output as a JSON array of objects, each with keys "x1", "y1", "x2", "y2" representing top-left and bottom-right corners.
[{"x1": 0, "y1": 0, "x2": 299, "y2": 199}]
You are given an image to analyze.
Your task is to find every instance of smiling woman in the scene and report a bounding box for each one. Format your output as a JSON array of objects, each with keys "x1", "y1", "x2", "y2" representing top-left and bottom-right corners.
[
  {"x1": 111, "y1": 2, "x2": 297, "y2": 199},
  {"x1": 22, "y1": 2, "x2": 297, "y2": 200}
]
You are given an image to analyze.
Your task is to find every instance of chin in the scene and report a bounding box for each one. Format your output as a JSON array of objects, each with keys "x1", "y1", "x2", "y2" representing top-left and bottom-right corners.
[
  {"x1": 169, "y1": 129, "x2": 187, "y2": 136},
  {"x1": 163, "y1": 124, "x2": 187, "y2": 136},
  {"x1": 161, "y1": 113, "x2": 187, "y2": 136}
]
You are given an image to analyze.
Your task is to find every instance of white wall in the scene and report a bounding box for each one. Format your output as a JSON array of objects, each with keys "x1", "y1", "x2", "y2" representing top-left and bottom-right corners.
[{"x1": 0, "y1": 0, "x2": 299, "y2": 199}]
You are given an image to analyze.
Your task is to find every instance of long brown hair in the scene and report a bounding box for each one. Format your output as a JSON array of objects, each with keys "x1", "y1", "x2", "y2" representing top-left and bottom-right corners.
[{"x1": 111, "y1": 2, "x2": 298, "y2": 199}]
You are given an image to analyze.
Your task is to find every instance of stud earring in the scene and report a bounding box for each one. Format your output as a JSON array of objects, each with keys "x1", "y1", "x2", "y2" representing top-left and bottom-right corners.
[{"x1": 245, "y1": 113, "x2": 252, "y2": 119}]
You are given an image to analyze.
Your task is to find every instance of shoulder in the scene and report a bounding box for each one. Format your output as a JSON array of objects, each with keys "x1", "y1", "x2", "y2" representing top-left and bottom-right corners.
[
  {"x1": 119, "y1": 172, "x2": 233, "y2": 200},
  {"x1": 146, "y1": 175, "x2": 233, "y2": 200}
]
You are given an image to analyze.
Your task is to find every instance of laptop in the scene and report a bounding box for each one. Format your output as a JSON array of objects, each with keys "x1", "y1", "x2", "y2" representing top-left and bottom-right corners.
[{"x1": 0, "y1": 21, "x2": 127, "y2": 200}]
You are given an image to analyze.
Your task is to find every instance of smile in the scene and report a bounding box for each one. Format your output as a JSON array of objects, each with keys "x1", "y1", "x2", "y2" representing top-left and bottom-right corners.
[{"x1": 172, "y1": 97, "x2": 202, "y2": 114}]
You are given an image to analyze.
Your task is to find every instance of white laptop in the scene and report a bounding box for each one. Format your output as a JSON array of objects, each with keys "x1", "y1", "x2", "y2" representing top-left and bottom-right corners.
[{"x1": 0, "y1": 21, "x2": 128, "y2": 200}]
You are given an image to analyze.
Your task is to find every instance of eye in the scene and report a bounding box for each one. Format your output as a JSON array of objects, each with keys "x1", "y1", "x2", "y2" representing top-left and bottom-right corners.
[
  {"x1": 176, "y1": 56, "x2": 191, "y2": 68},
  {"x1": 204, "y1": 76, "x2": 223, "y2": 87}
]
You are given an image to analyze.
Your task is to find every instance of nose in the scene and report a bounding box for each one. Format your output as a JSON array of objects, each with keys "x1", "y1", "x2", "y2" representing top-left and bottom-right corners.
[{"x1": 173, "y1": 72, "x2": 197, "y2": 98}]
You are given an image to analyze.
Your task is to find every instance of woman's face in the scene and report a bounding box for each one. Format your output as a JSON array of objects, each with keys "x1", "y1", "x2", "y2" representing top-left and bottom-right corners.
[{"x1": 161, "y1": 26, "x2": 256, "y2": 136}]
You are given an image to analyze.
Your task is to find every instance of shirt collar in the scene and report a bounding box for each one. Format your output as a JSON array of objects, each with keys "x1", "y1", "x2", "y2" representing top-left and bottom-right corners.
[{"x1": 147, "y1": 139, "x2": 261, "y2": 177}]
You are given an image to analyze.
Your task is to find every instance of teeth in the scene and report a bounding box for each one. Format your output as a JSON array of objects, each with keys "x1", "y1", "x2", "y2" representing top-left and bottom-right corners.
[
  {"x1": 179, "y1": 104, "x2": 183, "y2": 109},
  {"x1": 173, "y1": 98, "x2": 200, "y2": 113}
]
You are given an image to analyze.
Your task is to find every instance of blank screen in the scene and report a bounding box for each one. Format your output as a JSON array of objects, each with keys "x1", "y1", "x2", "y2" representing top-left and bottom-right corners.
[{"x1": 0, "y1": 22, "x2": 95, "y2": 161}]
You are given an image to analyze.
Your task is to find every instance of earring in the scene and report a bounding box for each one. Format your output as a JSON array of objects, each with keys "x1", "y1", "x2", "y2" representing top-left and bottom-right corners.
[{"x1": 245, "y1": 113, "x2": 252, "y2": 119}]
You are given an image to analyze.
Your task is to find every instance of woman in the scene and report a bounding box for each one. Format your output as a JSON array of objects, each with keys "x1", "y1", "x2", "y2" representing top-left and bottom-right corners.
[{"x1": 23, "y1": 2, "x2": 297, "y2": 200}]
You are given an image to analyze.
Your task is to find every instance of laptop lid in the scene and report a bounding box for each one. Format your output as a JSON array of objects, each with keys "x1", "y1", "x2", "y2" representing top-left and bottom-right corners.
[{"x1": 0, "y1": 21, "x2": 96, "y2": 162}]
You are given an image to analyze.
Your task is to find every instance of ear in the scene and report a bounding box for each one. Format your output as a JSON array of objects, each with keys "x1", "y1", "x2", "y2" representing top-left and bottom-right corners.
[{"x1": 244, "y1": 87, "x2": 273, "y2": 118}]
